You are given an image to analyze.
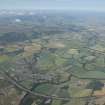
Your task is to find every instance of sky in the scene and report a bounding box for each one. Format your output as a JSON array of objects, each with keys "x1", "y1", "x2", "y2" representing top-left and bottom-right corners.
[{"x1": 0, "y1": 0, "x2": 105, "y2": 11}]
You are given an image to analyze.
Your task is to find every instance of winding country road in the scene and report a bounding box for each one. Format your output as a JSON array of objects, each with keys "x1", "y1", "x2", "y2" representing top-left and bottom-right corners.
[{"x1": 1, "y1": 71, "x2": 98, "y2": 101}]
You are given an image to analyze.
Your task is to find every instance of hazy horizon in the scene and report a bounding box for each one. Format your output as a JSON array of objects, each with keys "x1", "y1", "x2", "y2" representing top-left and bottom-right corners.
[{"x1": 1, "y1": 0, "x2": 105, "y2": 12}]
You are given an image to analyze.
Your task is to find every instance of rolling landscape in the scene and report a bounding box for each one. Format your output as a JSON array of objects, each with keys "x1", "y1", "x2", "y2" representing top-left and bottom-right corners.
[{"x1": 1, "y1": 9, "x2": 105, "y2": 105}]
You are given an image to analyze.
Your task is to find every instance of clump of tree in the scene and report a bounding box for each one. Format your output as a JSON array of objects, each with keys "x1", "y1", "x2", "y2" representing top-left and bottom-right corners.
[
  {"x1": 0, "y1": 32, "x2": 28, "y2": 43},
  {"x1": 86, "y1": 80, "x2": 104, "y2": 96},
  {"x1": 85, "y1": 80, "x2": 104, "y2": 105},
  {"x1": 78, "y1": 55, "x2": 96, "y2": 70}
]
